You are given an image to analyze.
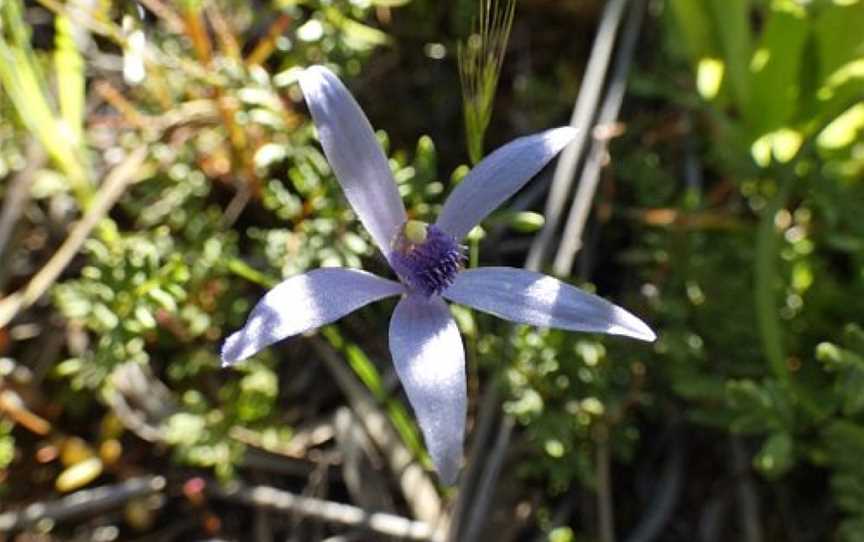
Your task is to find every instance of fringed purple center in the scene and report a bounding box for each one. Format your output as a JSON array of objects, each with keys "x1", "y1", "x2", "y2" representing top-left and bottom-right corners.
[{"x1": 390, "y1": 224, "x2": 465, "y2": 297}]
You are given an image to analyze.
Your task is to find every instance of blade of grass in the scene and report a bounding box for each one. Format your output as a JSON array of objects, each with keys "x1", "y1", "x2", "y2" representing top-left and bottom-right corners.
[
  {"x1": 54, "y1": 15, "x2": 86, "y2": 147},
  {"x1": 707, "y1": 0, "x2": 752, "y2": 117}
]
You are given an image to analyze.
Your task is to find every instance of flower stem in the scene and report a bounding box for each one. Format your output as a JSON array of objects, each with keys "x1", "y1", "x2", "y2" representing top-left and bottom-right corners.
[{"x1": 469, "y1": 235, "x2": 480, "y2": 269}]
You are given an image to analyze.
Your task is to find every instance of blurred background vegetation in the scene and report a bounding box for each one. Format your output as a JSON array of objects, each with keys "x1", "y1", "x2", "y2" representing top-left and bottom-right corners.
[{"x1": 0, "y1": 0, "x2": 863, "y2": 540}]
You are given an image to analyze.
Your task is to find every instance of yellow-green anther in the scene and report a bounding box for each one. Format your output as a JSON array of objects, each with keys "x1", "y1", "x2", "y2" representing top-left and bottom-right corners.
[{"x1": 404, "y1": 220, "x2": 429, "y2": 244}]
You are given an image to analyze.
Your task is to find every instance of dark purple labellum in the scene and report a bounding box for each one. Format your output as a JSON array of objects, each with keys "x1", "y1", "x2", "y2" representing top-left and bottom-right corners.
[{"x1": 390, "y1": 224, "x2": 466, "y2": 297}]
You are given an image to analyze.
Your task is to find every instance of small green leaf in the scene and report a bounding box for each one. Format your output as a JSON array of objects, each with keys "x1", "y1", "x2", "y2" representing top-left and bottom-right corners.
[
  {"x1": 747, "y1": 7, "x2": 809, "y2": 135},
  {"x1": 148, "y1": 288, "x2": 178, "y2": 312},
  {"x1": 325, "y1": 8, "x2": 390, "y2": 48},
  {"x1": 754, "y1": 432, "x2": 794, "y2": 478}
]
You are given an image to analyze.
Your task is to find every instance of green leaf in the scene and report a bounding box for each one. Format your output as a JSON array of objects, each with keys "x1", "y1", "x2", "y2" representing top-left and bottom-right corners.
[
  {"x1": 147, "y1": 288, "x2": 178, "y2": 312},
  {"x1": 824, "y1": 421, "x2": 864, "y2": 472},
  {"x1": 667, "y1": 0, "x2": 716, "y2": 61},
  {"x1": 166, "y1": 413, "x2": 207, "y2": 446},
  {"x1": 726, "y1": 379, "x2": 791, "y2": 434},
  {"x1": 817, "y1": 103, "x2": 864, "y2": 150},
  {"x1": 696, "y1": 57, "x2": 725, "y2": 100},
  {"x1": 754, "y1": 431, "x2": 794, "y2": 478},
  {"x1": 813, "y1": 2, "x2": 864, "y2": 82},
  {"x1": 707, "y1": 0, "x2": 753, "y2": 114},
  {"x1": 748, "y1": 8, "x2": 810, "y2": 135}
]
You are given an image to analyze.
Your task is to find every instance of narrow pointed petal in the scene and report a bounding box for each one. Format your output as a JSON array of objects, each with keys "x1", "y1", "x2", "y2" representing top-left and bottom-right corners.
[
  {"x1": 389, "y1": 294, "x2": 466, "y2": 484},
  {"x1": 222, "y1": 269, "x2": 403, "y2": 366},
  {"x1": 298, "y1": 66, "x2": 407, "y2": 256},
  {"x1": 443, "y1": 267, "x2": 656, "y2": 341},
  {"x1": 435, "y1": 127, "x2": 577, "y2": 240}
]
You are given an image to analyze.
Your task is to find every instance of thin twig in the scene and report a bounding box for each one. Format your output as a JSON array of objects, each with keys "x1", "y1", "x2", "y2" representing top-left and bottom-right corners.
[
  {"x1": 222, "y1": 183, "x2": 251, "y2": 228},
  {"x1": 446, "y1": 384, "x2": 501, "y2": 541},
  {"x1": 0, "y1": 476, "x2": 166, "y2": 531},
  {"x1": 107, "y1": 361, "x2": 177, "y2": 443},
  {"x1": 231, "y1": 419, "x2": 335, "y2": 459},
  {"x1": 596, "y1": 425, "x2": 616, "y2": 542},
  {"x1": 459, "y1": 416, "x2": 514, "y2": 542},
  {"x1": 210, "y1": 481, "x2": 439, "y2": 542},
  {"x1": 732, "y1": 438, "x2": 763, "y2": 542},
  {"x1": 553, "y1": 0, "x2": 646, "y2": 276},
  {"x1": 623, "y1": 427, "x2": 685, "y2": 542},
  {"x1": 0, "y1": 141, "x2": 43, "y2": 265},
  {"x1": 525, "y1": 0, "x2": 630, "y2": 271},
  {"x1": 333, "y1": 407, "x2": 396, "y2": 513},
  {"x1": 0, "y1": 147, "x2": 146, "y2": 328},
  {"x1": 699, "y1": 494, "x2": 730, "y2": 542},
  {"x1": 0, "y1": 388, "x2": 51, "y2": 435}
]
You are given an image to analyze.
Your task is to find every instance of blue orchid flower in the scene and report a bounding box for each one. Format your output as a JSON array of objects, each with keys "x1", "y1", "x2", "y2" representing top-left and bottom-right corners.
[{"x1": 221, "y1": 65, "x2": 655, "y2": 484}]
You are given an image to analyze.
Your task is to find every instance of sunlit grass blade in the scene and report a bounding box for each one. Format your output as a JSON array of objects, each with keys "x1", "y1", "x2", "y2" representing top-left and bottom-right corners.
[
  {"x1": 458, "y1": 0, "x2": 516, "y2": 165},
  {"x1": 54, "y1": 15, "x2": 85, "y2": 146}
]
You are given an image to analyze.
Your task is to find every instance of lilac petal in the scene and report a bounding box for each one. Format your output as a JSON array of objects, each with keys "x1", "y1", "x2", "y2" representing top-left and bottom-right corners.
[
  {"x1": 443, "y1": 267, "x2": 656, "y2": 341},
  {"x1": 298, "y1": 66, "x2": 407, "y2": 257},
  {"x1": 222, "y1": 269, "x2": 403, "y2": 366},
  {"x1": 435, "y1": 127, "x2": 578, "y2": 240},
  {"x1": 389, "y1": 294, "x2": 466, "y2": 484}
]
